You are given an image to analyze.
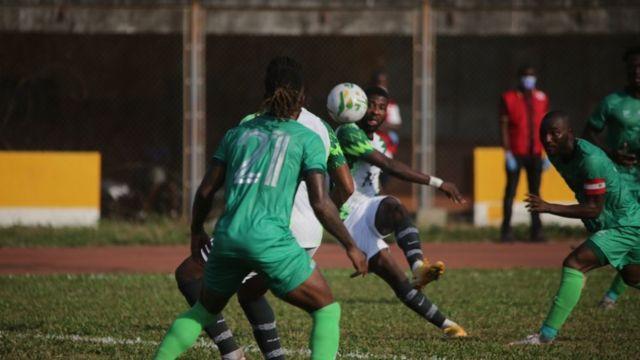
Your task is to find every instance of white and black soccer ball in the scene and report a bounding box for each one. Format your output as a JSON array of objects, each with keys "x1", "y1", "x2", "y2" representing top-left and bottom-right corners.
[{"x1": 326, "y1": 83, "x2": 368, "y2": 124}]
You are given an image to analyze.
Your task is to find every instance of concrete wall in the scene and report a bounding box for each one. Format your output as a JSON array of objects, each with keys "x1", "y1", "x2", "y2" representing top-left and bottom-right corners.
[{"x1": 1, "y1": 1, "x2": 639, "y2": 35}]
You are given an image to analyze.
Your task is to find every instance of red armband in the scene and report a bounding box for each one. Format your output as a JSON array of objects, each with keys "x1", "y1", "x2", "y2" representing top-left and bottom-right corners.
[{"x1": 584, "y1": 178, "x2": 606, "y2": 195}]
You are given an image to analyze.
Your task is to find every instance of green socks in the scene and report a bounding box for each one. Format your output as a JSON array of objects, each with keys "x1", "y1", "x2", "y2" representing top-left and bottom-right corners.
[
  {"x1": 310, "y1": 302, "x2": 341, "y2": 360},
  {"x1": 541, "y1": 267, "x2": 585, "y2": 340},
  {"x1": 605, "y1": 273, "x2": 628, "y2": 301},
  {"x1": 154, "y1": 302, "x2": 217, "y2": 360}
]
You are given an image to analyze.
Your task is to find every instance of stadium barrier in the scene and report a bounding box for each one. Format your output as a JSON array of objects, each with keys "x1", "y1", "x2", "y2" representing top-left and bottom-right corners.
[
  {"x1": 0, "y1": 151, "x2": 100, "y2": 227},
  {"x1": 473, "y1": 147, "x2": 581, "y2": 226}
]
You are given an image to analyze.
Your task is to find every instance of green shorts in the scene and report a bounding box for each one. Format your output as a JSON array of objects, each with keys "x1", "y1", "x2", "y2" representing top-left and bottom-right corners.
[
  {"x1": 203, "y1": 237, "x2": 315, "y2": 298},
  {"x1": 585, "y1": 226, "x2": 640, "y2": 271}
]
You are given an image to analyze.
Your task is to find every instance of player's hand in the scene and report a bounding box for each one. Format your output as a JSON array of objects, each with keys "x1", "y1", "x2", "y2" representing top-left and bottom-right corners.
[
  {"x1": 524, "y1": 193, "x2": 550, "y2": 213},
  {"x1": 347, "y1": 246, "x2": 368, "y2": 278},
  {"x1": 505, "y1": 150, "x2": 518, "y2": 172},
  {"x1": 439, "y1": 182, "x2": 465, "y2": 204},
  {"x1": 190, "y1": 228, "x2": 210, "y2": 266},
  {"x1": 612, "y1": 143, "x2": 637, "y2": 167}
]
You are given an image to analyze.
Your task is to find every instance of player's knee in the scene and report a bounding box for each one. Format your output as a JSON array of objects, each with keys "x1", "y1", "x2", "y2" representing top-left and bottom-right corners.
[
  {"x1": 620, "y1": 270, "x2": 640, "y2": 288},
  {"x1": 562, "y1": 254, "x2": 586, "y2": 272},
  {"x1": 175, "y1": 257, "x2": 204, "y2": 284},
  {"x1": 379, "y1": 197, "x2": 408, "y2": 224}
]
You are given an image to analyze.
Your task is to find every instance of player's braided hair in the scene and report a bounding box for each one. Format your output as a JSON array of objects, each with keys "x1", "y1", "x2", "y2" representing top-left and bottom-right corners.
[{"x1": 261, "y1": 56, "x2": 304, "y2": 120}]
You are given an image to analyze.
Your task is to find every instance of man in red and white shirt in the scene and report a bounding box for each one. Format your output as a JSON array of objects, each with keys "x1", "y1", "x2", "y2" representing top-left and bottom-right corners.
[{"x1": 499, "y1": 65, "x2": 549, "y2": 242}]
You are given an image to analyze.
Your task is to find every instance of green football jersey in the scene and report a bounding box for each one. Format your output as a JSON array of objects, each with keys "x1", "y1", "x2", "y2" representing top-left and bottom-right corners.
[
  {"x1": 240, "y1": 109, "x2": 346, "y2": 171},
  {"x1": 588, "y1": 91, "x2": 640, "y2": 158},
  {"x1": 211, "y1": 115, "x2": 327, "y2": 256},
  {"x1": 549, "y1": 139, "x2": 640, "y2": 232}
]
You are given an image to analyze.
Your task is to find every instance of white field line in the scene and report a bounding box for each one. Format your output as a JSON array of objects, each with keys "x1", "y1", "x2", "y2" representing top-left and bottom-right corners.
[{"x1": 0, "y1": 330, "x2": 431, "y2": 359}]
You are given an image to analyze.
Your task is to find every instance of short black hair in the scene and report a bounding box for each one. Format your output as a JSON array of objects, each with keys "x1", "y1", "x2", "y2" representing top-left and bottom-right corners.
[
  {"x1": 365, "y1": 86, "x2": 389, "y2": 99},
  {"x1": 623, "y1": 46, "x2": 640, "y2": 62},
  {"x1": 517, "y1": 64, "x2": 535, "y2": 76},
  {"x1": 540, "y1": 110, "x2": 569, "y2": 132},
  {"x1": 264, "y1": 56, "x2": 304, "y2": 96}
]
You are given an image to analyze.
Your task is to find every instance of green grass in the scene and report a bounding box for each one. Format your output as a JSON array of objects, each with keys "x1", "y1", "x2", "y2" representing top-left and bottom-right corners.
[
  {"x1": 1, "y1": 269, "x2": 638, "y2": 359},
  {"x1": 0, "y1": 220, "x2": 587, "y2": 248},
  {"x1": 0, "y1": 218, "x2": 191, "y2": 247}
]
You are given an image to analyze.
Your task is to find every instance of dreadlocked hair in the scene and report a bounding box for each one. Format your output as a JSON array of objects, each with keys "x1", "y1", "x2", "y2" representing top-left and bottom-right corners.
[
  {"x1": 261, "y1": 56, "x2": 304, "y2": 120},
  {"x1": 261, "y1": 85, "x2": 302, "y2": 119}
]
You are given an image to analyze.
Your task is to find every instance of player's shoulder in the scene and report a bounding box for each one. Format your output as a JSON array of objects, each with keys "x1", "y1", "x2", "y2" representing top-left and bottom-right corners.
[
  {"x1": 284, "y1": 119, "x2": 325, "y2": 143},
  {"x1": 577, "y1": 139, "x2": 610, "y2": 167},
  {"x1": 601, "y1": 91, "x2": 628, "y2": 105},
  {"x1": 239, "y1": 112, "x2": 262, "y2": 124},
  {"x1": 336, "y1": 123, "x2": 363, "y2": 137},
  {"x1": 297, "y1": 107, "x2": 333, "y2": 137}
]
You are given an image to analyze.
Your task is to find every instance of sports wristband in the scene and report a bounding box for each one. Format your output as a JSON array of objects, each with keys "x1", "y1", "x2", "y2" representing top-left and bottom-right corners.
[{"x1": 428, "y1": 176, "x2": 444, "y2": 188}]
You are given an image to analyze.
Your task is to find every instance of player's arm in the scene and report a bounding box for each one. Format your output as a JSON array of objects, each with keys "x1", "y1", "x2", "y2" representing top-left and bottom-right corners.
[
  {"x1": 583, "y1": 98, "x2": 636, "y2": 166},
  {"x1": 306, "y1": 171, "x2": 367, "y2": 276},
  {"x1": 324, "y1": 120, "x2": 354, "y2": 207},
  {"x1": 329, "y1": 164, "x2": 354, "y2": 208},
  {"x1": 525, "y1": 192, "x2": 604, "y2": 219},
  {"x1": 361, "y1": 150, "x2": 464, "y2": 203},
  {"x1": 499, "y1": 98, "x2": 510, "y2": 150},
  {"x1": 189, "y1": 161, "x2": 226, "y2": 265}
]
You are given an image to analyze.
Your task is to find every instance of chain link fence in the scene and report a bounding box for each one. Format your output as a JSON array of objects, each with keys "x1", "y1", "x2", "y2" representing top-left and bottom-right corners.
[
  {"x1": 1, "y1": 1, "x2": 639, "y2": 224},
  {"x1": 435, "y1": 34, "x2": 640, "y2": 201},
  {"x1": 0, "y1": 30, "x2": 184, "y2": 220}
]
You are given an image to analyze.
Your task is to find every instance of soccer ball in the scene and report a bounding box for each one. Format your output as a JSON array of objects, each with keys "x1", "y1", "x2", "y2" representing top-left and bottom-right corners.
[{"x1": 326, "y1": 83, "x2": 368, "y2": 124}]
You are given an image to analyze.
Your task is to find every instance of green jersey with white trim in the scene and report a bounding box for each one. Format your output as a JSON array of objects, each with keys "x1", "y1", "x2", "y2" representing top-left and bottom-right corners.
[
  {"x1": 212, "y1": 115, "x2": 327, "y2": 255},
  {"x1": 549, "y1": 139, "x2": 640, "y2": 232}
]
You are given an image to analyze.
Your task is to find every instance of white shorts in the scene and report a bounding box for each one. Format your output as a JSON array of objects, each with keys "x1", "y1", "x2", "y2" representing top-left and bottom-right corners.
[{"x1": 344, "y1": 195, "x2": 391, "y2": 260}]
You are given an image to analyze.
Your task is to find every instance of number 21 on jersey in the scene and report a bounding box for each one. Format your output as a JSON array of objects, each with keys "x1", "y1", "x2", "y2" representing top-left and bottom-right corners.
[{"x1": 234, "y1": 129, "x2": 290, "y2": 187}]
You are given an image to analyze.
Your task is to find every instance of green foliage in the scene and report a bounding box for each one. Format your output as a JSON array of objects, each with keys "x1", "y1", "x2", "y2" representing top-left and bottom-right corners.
[{"x1": 1, "y1": 269, "x2": 638, "y2": 358}]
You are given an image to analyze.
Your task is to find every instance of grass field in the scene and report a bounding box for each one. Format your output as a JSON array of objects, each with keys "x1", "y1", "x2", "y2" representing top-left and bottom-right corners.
[
  {"x1": 0, "y1": 220, "x2": 588, "y2": 247},
  {"x1": 1, "y1": 269, "x2": 638, "y2": 359}
]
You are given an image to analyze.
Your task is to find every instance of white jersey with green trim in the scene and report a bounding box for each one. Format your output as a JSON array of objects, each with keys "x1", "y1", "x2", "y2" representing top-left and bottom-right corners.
[{"x1": 348, "y1": 132, "x2": 389, "y2": 206}]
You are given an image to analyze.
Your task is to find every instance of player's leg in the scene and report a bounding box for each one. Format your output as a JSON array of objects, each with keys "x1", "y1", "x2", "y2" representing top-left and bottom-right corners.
[
  {"x1": 511, "y1": 240, "x2": 604, "y2": 345},
  {"x1": 501, "y1": 157, "x2": 521, "y2": 242},
  {"x1": 280, "y1": 268, "x2": 341, "y2": 360},
  {"x1": 374, "y1": 196, "x2": 444, "y2": 288},
  {"x1": 598, "y1": 273, "x2": 628, "y2": 309},
  {"x1": 598, "y1": 221, "x2": 640, "y2": 308},
  {"x1": 174, "y1": 257, "x2": 244, "y2": 359},
  {"x1": 262, "y1": 241, "x2": 340, "y2": 360},
  {"x1": 237, "y1": 272, "x2": 284, "y2": 360},
  {"x1": 236, "y1": 247, "x2": 317, "y2": 360},
  {"x1": 524, "y1": 156, "x2": 544, "y2": 242},
  {"x1": 368, "y1": 249, "x2": 467, "y2": 337},
  {"x1": 155, "y1": 255, "x2": 249, "y2": 359},
  {"x1": 619, "y1": 264, "x2": 640, "y2": 289}
]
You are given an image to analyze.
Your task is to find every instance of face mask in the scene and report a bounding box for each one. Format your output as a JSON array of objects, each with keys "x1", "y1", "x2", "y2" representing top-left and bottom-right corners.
[{"x1": 521, "y1": 75, "x2": 537, "y2": 90}]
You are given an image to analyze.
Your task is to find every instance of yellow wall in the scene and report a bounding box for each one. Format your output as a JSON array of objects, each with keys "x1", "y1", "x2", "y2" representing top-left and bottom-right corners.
[
  {"x1": 0, "y1": 151, "x2": 100, "y2": 207},
  {"x1": 474, "y1": 147, "x2": 576, "y2": 224}
]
